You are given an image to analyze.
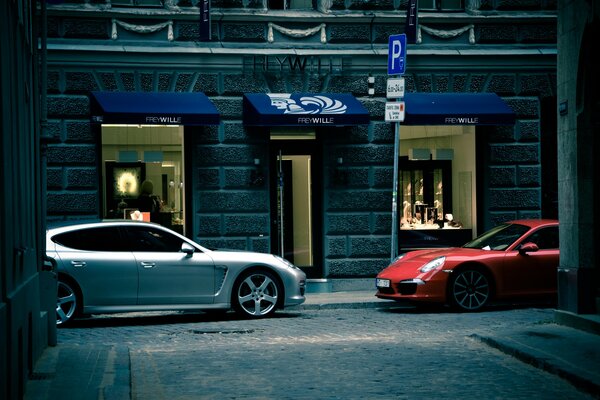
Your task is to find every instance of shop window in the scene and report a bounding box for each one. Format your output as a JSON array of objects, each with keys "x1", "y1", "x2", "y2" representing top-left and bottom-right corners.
[
  {"x1": 419, "y1": 0, "x2": 463, "y2": 10},
  {"x1": 399, "y1": 159, "x2": 452, "y2": 229},
  {"x1": 101, "y1": 125, "x2": 185, "y2": 235}
]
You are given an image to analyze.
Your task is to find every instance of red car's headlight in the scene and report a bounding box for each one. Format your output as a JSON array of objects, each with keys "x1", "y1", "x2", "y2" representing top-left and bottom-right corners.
[{"x1": 419, "y1": 256, "x2": 446, "y2": 273}]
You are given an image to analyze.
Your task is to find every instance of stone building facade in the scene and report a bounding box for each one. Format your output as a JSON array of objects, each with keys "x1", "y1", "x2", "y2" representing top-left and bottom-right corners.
[
  {"x1": 556, "y1": 0, "x2": 599, "y2": 315},
  {"x1": 1, "y1": 1, "x2": 56, "y2": 399},
  {"x1": 44, "y1": 0, "x2": 557, "y2": 279}
]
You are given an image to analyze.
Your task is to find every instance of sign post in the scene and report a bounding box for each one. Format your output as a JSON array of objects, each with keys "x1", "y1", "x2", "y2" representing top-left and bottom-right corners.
[{"x1": 387, "y1": 34, "x2": 407, "y2": 262}]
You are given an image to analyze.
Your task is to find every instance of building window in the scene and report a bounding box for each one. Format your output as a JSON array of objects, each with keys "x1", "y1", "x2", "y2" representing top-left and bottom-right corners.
[
  {"x1": 269, "y1": 0, "x2": 316, "y2": 10},
  {"x1": 419, "y1": 0, "x2": 463, "y2": 11},
  {"x1": 110, "y1": 0, "x2": 164, "y2": 7}
]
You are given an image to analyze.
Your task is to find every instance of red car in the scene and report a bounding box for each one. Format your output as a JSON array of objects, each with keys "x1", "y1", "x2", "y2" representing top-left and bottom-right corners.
[{"x1": 376, "y1": 219, "x2": 559, "y2": 311}]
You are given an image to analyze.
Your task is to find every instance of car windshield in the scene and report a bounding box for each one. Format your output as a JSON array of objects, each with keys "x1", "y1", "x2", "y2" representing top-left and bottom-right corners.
[{"x1": 462, "y1": 223, "x2": 530, "y2": 251}]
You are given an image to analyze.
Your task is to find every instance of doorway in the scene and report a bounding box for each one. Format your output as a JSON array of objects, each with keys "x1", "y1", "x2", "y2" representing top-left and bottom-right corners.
[{"x1": 269, "y1": 138, "x2": 322, "y2": 278}]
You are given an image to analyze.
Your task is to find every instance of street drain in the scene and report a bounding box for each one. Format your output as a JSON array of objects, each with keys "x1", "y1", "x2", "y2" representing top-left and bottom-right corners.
[{"x1": 188, "y1": 329, "x2": 256, "y2": 335}]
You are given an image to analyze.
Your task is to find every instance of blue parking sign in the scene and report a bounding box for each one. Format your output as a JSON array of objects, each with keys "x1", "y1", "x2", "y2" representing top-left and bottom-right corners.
[{"x1": 388, "y1": 34, "x2": 407, "y2": 75}]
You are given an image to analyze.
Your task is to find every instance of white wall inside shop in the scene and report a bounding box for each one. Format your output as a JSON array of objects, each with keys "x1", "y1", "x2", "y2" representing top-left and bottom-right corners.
[
  {"x1": 399, "y1": 125, "x2": 477, "y2": 232},
  {"x1": 100, "y1": 125, "x2": 184, "y2": 217}
]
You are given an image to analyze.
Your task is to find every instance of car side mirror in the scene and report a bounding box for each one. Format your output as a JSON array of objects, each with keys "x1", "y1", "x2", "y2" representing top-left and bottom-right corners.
[
  {"x1": 181, "y1": 242, "x2": 195, "y2": 256},
  {"x1": 518, "y1": 242, "x2": 539, "y2": 255}
]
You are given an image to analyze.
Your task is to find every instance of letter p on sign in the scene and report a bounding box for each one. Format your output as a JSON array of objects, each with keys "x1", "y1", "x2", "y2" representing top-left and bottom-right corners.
[{"x1": 387, "y1": 34, "x2": 407, "y2": 75}]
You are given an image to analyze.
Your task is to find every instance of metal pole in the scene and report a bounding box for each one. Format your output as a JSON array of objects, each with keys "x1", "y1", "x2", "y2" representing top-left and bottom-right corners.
[
  {"x1": 278, "y1": 150, "x2": 284, "y2": 257},
  {"x1": 390, "y1": 120, "x2": 400, "y2": 262}
]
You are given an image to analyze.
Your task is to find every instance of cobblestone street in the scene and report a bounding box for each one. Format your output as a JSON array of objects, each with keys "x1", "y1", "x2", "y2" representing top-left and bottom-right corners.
[{"x1": 47, "y1": 306, "x2": 593, "y2": 399}]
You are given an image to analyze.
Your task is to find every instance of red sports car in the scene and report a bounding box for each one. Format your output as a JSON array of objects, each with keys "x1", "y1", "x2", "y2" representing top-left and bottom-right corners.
[{"x1": 376, "y1": 219, "x2": 559, "y2": 311}]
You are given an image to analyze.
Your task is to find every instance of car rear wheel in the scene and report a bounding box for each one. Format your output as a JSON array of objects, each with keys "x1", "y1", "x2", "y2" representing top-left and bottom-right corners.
[
  {"x1": 449, "y1": 269, "x2": 491, "y2": 311},
  {"x1": 233, "y1": 270, "x2": 281, "y2": 318},
  {"x1": 56, "y1": 280, "x2": 79, "y2": 325}
]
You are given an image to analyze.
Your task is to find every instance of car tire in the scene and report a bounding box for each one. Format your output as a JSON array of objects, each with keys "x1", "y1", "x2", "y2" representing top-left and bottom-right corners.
[
  {"x1": 448, "y1": 268, "x2": 491, "y2": 311},
  {"x1": 233, "y1": 270, "x2": 281, "y2": 318},
  {"x1": 56, "y1": 279, "x2": 79, "y2": 325}
]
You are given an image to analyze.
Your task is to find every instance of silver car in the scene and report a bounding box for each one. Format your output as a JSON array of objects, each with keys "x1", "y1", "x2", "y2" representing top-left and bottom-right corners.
[{"x1": 47, "y1": 220, "x2": 306, "y2": 325}]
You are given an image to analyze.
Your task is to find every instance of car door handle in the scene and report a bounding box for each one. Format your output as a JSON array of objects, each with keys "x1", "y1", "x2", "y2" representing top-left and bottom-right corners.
[
  {"x1": 141, "y1": 262, "x2": 156, "y2": 269},
  {"x1": 71, "y1": 261, "x2": 86, "y2": 268}
]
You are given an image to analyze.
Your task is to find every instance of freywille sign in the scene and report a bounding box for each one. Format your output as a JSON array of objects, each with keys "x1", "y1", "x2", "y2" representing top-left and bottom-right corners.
[{"x1": 199, "y1": 0, "x2": 210, "y2": 41}]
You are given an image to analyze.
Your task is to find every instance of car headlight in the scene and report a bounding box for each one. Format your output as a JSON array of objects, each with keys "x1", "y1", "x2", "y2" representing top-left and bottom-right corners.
[
  {"x1": 419, "y1": 256, "x2": 446, "y2": 273},
  {"x1": 275, "y1": 255, "x2": 300, "y2": 270}
]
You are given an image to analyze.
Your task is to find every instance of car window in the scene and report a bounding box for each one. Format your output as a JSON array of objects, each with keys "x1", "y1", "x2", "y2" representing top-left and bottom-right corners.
[
  {"x1": 51, "y1": 226, "x2": 125, "y2": 251},
  {"x1": 518, "y1": 226, "x2": 559, "y2": 250},
  {"x1": 463, "y1": 223, "x2": 530, "y2": 251},
  {"x1": 123, "y1": 226, "x2": 186, "y2": 252}
]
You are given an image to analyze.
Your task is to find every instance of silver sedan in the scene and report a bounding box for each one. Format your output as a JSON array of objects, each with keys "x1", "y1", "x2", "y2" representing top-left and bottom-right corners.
[{"x1": 47, "y1": 220, "x2": 306, "y2": 325}]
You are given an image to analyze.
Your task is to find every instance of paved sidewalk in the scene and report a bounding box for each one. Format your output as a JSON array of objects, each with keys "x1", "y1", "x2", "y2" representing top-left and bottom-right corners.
[{"x1": 25, "y1": 291, "x2": 600, "y2": 399}]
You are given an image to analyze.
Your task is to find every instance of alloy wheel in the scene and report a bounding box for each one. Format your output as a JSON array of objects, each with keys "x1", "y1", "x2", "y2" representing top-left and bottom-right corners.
[
  {"x1": 56, "y1": 280, "x2": 78, "y2": 325},
  {"x1": 450, "y1": 269, "x2": 490, "y2": 311},
  {"x1": 235, "y1": 272, "x2": 279, "y2": 317}
]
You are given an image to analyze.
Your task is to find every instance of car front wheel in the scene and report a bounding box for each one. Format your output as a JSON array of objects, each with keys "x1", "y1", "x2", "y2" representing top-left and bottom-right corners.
[
  {"x1": 233, "y1": 270, "x2": 281, "y2": 318},
  {"x1": 56, "y1": 280, "x2": 78, "y2": 325},
  {"x1": 449, "y1": 269, "x2": 491, "y2": 311}
]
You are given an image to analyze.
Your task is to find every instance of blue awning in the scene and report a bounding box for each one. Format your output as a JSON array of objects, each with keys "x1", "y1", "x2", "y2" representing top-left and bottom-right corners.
[
  {"x1": 90, "y1": 91, "x2": 220, "y2": 125},
  {"x1": 243, "y1": 93, "x2": 370, "y2": 127},
  {"x1": 403, "y1": 93, "x2": 516, "y2": 126}
]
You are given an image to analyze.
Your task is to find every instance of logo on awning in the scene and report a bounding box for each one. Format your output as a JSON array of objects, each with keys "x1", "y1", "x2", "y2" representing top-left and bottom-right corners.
[{"x1": 267, "y1": 94, "x2": 348, "y2": 115}]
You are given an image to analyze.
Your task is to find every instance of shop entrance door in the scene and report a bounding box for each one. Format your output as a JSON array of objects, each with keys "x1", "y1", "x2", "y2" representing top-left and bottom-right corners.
[{"x1": 270, "y1": 140, "x2": 322, "y2": 278}]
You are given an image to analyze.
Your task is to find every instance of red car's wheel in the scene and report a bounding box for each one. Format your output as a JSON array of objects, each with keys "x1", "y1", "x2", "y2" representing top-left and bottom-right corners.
[{"x1": 449, "y1": 269, "x2": 491, "y2": 311}]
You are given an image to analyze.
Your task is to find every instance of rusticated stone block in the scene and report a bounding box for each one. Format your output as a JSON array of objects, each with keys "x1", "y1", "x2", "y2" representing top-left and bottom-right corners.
[
  {"x1": 497, "y1": 0, "x2": 542, "y2": 10},
  {"x1": 326, "y1": 237, "x2": 347, "y2": 257},
  {"x1": 200, "y1": 238, "x2": 247, "y2": 251},
  {"x1": 489, "y1": 188, "x2": 540, "y2": 208},
  {"x1": 519, "y1": 23, "x2": 556, "y2": 43},
  {"x1": 340, "y1": 144, "x2": 393, "y2": 164},
  {"x1": 489, "y1": 166, "x2": 516, "y2": 187},
  {"x1": 519, "y1": 74, "x2": 554, "y2": 97},
  {"x1": 373, "y1": 24, "x2": 400, "y2": 43},
  {"x1": 469, "y1": 74, "x2": 487, "y2": 92},
  {"x1": 372, "y1": 122, "x2": 394, "y2": 143},
  {"x1": 517, "y1": 165, "x2": 541, "y2": 186},
  {"x1": 191, "y1": 125, "x2": 220, "y2": 144},
  {"x1": 46, "y1": 145, "x2": 96, "y2": 165},
  {"x1": 327, "y1": 190, "x2": 390, "y2": 211},
  {"x1": 63, "y1": 19, "x2": 109, "y2": 39},
  {"x1": 326, "y1": 259, "x2": 386, "y2": 277},
  {"x1": 326, "y1": 214, "x2": 370, "y2": 234},
  {"x1": 489, "y1": 143, "x2": 539, "y2": 163},
  {"x1": 47, "y1": 71, "x2": 60, "y2": 93},
  {"x1": 505, "y1": 98, "x2": 539, "y2": 119},
  {"x1": 349, "y1": 236, "x2": 389, "y2": 257},
  {"x1": 211, "y1": 97, "x2": 243, "y2": 119},
  {"x1": 373, "y1": 166, "x2": 393, "y2": 188},
  {"x1": 416, "y1": 74, "x2": 432, "y2": 92},
  {"x1": 158, "y1": 73, "x2": 173, "y2": 92},
  {"x1": 222, "y1": 23, "x2": 265, "y2": 42},
  {"x1": 477, "y1": 25, "x2": 518, "y2": 43},
  {"x1": 120, "y1": 73, "x2": 135, "y2": 91},
  {"x1": 348, "y1": 0, "x2": 395, "y2": 10},
  {"x1": 434, "y1": 75, "x2": 450, "y2": 93},
  {"x1": 373, "y1": 212, "x2": 392, "y2": 233},
  {"x1": 250, "y1": 237, "x2": 269, "y2": 254},
  {"x1": 196, "y1": 144, "x2": 256, "y2": 165},
  {"x1": 196, "y1": 167, "x2": 220, "y2": 188},
  {"x1": 197, "y1": 214, "x2": 222, "y2": 235},
  {"x1": 223, "y1": 168, "x2": 253, "y2": 187},
  {"x1": 327, "y1": 75, "x2": 369, "y2": 96},
  {"x1": 516, "y1": 120, "x2": 540, "y2": 141},
  {"x1": 47, "y1": 192, "x2": 98, "y2": 213},
  {"x1": 487, "y1": 74, "x2": 517, "y2": 96},
  {"x1": 98, "y1": 73, "x2": 118, "y2": 91},
  {"x1": 223, "y1": 74, "x2": 269, "y2": 95},
  {"x1": 224, "y1": 214, "x2": 269, "y2": 235},
  {"x1": 197, "y1": 191, "x2": 268, "y2": 212},
  {"x1": 47, "y1": 168, "x2": 63, "y2": 189},
  {"x1": 175, "y1": 74, "x2": 194, "y2": 92},
  {"x1": 47, "y1": 96, "x2": 89, "y2": 118},
  {"x1": 45, "y1": 120, "x2": 62, "y2": 142},
  {"x1": 65, "y1": 72, "x2": 98, "y2": 93},
  {"x1": 65, "y1": 120, "x2": 94, "y2": 143},
  {"x1": 66, "y1": 168, "x2": 97, "y2": 189},
  {"x1": 329, "y1": 24, "x2": 371, "y2": 43},
  {"x1": 141, "y1": 73, "x2": 153, "y2": 92}
]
